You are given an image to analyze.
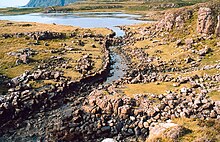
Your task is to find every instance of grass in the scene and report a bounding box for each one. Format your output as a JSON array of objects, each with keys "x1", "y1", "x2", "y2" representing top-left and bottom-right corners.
[
  {"x1": 0, "y1": 20, "x2": 111, "y2": 81},
  {"x1": 29, "y1": 80, "x2": 57, "y2": 89},
  {"x1": 0, "y1": 7, "x2": 42, "y2": 15},
  {"x1": 122, "y1": 82, "x2": 191, "y2": 97},
  {"x1": 119, "y1": 0, "x2": 219, "y2": 101},
  {"x1": 172, "y1": 118, "x2": 220, "y2": 142},
  {"x1": 147, "y1": 118, "x2": 220, "y2": 142},
  {"x1": 208, "y1": 90, "x2": 220, "y2": 101},
  {"x1": 62, "y1": 0, "x2": 209, "y2": 12}
]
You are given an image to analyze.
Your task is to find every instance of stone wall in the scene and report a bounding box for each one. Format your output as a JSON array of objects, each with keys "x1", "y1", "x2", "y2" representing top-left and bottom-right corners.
[{"x1": 0, "y1": 32, "x2": 115, "y2": 129}]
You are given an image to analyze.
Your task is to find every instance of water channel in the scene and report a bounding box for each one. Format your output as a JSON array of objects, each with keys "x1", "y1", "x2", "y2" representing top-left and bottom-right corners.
[{"x1": 0, "y1": 11, "x2": 151, "y2": 141}]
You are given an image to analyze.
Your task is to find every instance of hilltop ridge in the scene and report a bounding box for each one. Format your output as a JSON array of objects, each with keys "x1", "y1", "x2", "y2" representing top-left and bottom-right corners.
[{"x1": 26, "y1": 0, "x2": 77, "y2": 7}]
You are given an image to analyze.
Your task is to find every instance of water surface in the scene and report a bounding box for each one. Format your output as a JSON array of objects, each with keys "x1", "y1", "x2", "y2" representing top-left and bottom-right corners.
[{"x1": 0, "y1": 12, "x2": 144, "y2": 36}]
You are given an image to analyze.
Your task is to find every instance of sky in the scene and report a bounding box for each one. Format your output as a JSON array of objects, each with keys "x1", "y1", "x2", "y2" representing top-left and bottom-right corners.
[{"x1": 0, "y1": 0, "x2": 29, "y2": 7}]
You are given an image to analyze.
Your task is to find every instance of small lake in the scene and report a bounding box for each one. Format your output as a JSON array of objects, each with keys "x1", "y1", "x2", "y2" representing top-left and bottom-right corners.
[{"x1": 0, "y1": 12, "x2": 146, "y2": 36}]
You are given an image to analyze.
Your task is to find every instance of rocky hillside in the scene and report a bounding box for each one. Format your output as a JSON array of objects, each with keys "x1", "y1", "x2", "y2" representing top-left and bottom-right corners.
[
  {"x1": 26, "y1": 0, "x2": 77, "y2": 7},
  {"x1": 155, "y1": 1, "x2": 220, "y2": 36}
]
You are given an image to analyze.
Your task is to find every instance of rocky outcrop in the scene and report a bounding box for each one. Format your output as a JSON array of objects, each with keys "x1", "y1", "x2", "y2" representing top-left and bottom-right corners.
[
  {"x1": 155, "y1": 3, "x2": 220, "y2": 36},
  {"x1": 155, "y1": 9, "x2": 193, "y2": 31},
  {"x1": 216, "y1": 15, "x2": 220, "y2": 36},
  {"x1": 197, "y1": 7, "x2": 215, "y2": 35}
]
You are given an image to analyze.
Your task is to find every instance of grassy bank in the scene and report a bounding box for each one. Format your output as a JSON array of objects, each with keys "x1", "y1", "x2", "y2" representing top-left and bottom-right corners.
[{"x1": 0, "y1": 20, "x2": 111, "y2": 91}]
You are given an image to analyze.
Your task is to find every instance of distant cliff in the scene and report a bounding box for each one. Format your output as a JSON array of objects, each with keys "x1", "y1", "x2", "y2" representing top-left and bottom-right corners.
[{"x1": 26, "y1": 0, "x2": 77, "y2": 7}]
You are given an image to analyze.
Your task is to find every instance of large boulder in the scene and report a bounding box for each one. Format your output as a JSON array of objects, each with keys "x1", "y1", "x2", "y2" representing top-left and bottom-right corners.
[
  {"x1": 147, "y1": 122, "x2": 189, "y2": 142},
  {"x1": 197, "y1": 7, "x2": 215, "y2": 35}
]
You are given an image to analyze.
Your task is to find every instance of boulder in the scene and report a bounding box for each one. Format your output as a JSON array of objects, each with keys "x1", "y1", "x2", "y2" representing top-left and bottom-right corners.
[
  {"x1": 163, "y1": 125, "x2": 189, "y2": 141},
  {"x1": 118, "y1": 105, "x2": 131, "y2": 119},
  {"x1": 148, "y1": 122, "x2": 188, "y2": 141},
  {"x1": 197, "y1": 47, "x2": 211, "y2": 56},
  {"x1": 102, "y1": 138, "x2": 117, "y2": 142},
  {"x1": 149, "y1": 122, "x2": 179, "y2": 137}
]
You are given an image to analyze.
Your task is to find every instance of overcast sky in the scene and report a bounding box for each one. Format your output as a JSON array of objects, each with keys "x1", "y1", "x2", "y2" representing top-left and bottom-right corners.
[{"x1": 0, "y1": 0, "x2": 29, "y2": 7}]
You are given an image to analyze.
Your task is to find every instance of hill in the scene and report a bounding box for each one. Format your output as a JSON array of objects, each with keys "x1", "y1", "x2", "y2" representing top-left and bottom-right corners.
[{"x1": 26, "y1": 0, "x2": 77, "y2": 7}]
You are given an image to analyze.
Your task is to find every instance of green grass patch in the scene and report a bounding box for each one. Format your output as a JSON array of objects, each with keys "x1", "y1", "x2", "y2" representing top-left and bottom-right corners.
[
  {"x1": 208, "y1": 90, "x2": 220, "y2": 101},
  {"x1": 123, "y1": 82, "x2": 190, "y2": 97}
]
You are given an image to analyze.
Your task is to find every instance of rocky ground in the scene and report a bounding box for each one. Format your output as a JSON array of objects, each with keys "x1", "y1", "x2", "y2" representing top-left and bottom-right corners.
[{"x1": 0, "y1": 1, "x2": 220, "y2": 142}]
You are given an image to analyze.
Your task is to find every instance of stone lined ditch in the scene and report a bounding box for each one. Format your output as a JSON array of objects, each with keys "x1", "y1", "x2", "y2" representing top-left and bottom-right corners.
[{"x1": 0, "y1": 12, "x2": 145, "y2": 84}]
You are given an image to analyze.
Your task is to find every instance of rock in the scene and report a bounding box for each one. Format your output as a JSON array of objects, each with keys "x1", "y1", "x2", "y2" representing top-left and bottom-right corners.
[
  {"x1": 16, "y1": 59, "x2": 22, "y2": 65},
  {"x1": 163, "y1": 125, "x2": 189, "y2": 140},
  {"x1": 197, "y1": 47, "x2": 211, "y2": 56},
  {"x1": 194, "y1": 99, "x2": 201, "y2": 105},
  {"x1": 176, "y1": 39, "x2": 182, "y2": 47},
  {"x1": 130, "y1": 116, "x2": 136, "y2": 121},
  {"x1": 155, "y1": 9, "x2": 192, "y2": 32},
  {"x1": 138, "y1": 121, "x2": 144, "y2": 129},
  {"x1": 149, "y1": 122, "x2": 178, "y2": 137},
  {"x1": 44, "y1": 42, "x2": 49, "y2": 46},
  {"x1": 185, "y1": 38, "x2": 194, "y2": 48},
  {"x1": 134, "y1": 127, "x2": 141, "y2": 136},
  {"x1": 148, "y1": 122, "x2": 187, "y2": 141},
  {"x1": 54, "y1": 71, "x2": 60, "y2": 79},
  {"x1": 216, "y1": 15, "x2": 220, "y2": 36},
  {"x1": 173, "y1": 83, "x2": 180, "y2": 87},
  {"x1": 185, "y1": 57, "x2": 194, "y2": 63},
  {"x1": 101, "y1": 126, "x2": 111, "y2": 132},
  {"x1": 180, "y1": 112, "x2": 186, "y2": 118},
  {"x1": 143, "y1": 122, "x2": 149, "y2": 128},
  {"x1": 11, "y1": 77, "x2": 20, "y2": 86},
  {"x1": 118, "y1": 105, "x2": 131, "y2": 118},
  {"x1": 180, "y1": 87, "x2": 188, "y2": 94},
  {"x1": 210, "y1": 110, "x2": 217, "y2": 118},
  {"x1": 102, "y1": 138, "x2": 117, "y2": 142},
  {"x1": 197, "y1": 7, "x2": 215, "y2": 34},
  {"x1": 92, "y1": 44, "x2": 96, "y2": 48},
  {"x1": 33, "y1": 70, "x2": 42, "y2": 80}
]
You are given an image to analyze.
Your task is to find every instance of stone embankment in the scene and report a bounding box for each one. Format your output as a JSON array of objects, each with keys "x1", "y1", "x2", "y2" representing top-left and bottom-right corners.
[{"x1": 0, "y1": 31, "x2": 114, "y2": 134}]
